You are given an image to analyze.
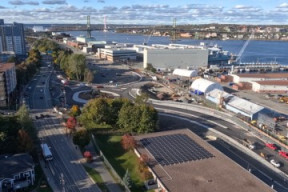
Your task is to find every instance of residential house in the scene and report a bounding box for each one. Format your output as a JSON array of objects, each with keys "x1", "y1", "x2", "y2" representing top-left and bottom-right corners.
[{"x1": 0, "y1": 154, "x2": 35, "y2": 192}]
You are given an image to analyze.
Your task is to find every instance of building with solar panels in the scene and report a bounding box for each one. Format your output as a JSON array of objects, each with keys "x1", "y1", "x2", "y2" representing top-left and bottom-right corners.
[{"x1": 134, "y1": 129, "x2": 273, "y2": 192}]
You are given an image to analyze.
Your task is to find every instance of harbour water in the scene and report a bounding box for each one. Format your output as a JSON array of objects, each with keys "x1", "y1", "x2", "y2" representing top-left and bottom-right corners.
[{"x1": 68, "y1": 31, "x2": 288, "y2": 65}]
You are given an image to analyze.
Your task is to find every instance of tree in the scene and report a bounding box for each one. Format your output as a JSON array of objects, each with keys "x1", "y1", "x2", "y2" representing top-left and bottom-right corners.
[
  {"x1": 16, "y1": 105, "x2": 36, "y2": 139},
  {"x1": 17, "y1": 129, "x2": 33, "y2": 152},
  {"x1": 73, "y1": 129, "x2": 90, "y2": 149},
  {"x1": 16, "y1": 104, "x2": 30, "y2": 127},
  {"x1": 146, "y1": 63, "x2": 156, "y2": 73},
  {"x1": 138, "y1": 105, "x2": 158, "y2": 133},
  {"x1": 107, "y1": 98, "x2": 129, "y2": 126},
  {"x1": 121, "y1": 134, "x2": 136, "y2": 151},
  {"x1": 135, "y1": 93, "x2": 149, "y2": 105},
  {"x1": 70, "y1": 105, "x2": 81, "y2": 117},
  {"x1": 66, "y1": 117, "x2": 77, "y2": 133},
  {"x1": 69, "y1": 54, "x2": 86, "y2": 81},
  {"x1": 79, "y1": 98, "x2": 111, "y2": 129}
]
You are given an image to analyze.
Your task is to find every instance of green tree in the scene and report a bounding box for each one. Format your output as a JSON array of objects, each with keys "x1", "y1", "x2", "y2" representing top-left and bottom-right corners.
[
  {"x1": 69, "y1": 54, "x2": 86, "y2": 81},
  {"x1": 138, "y1": 105, "x2": 158, "y2": 133},
  {"x1": 107, "y1": 98, "x2": 129, "y2": 126},
  {"x1": 135, "y1": 93, "x2": 149, "y2": 105},
  {"x1": 117, "y1": 102, "x2": 141, "y2": 133},
  {"x1": 79, "y1": 98, "x2": 111, "y2": 129},
  {"x1": 72, "y1": 128, "x2": 90, "y2": 149}
]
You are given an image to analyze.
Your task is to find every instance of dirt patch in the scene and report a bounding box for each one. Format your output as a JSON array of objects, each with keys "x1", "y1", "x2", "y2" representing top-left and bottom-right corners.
[
  {"x1": 79, "y1": 90, "x2": 115, "y2": 100},
  {"x1": 140, "y1": 82, "x2": 179, "y2": 100}
]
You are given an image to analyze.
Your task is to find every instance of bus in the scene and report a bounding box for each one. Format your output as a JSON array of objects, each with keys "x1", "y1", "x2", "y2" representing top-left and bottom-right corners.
[{"x1": 41, "y1": 143, "x2": 53, "y2": 161}]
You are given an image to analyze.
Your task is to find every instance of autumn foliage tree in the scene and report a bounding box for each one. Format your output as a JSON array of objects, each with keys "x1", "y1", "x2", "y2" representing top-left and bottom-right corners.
[
  {"x1": 17, "y1": 129, "x2": 33, "y2": 153},
  {"x1": 138, "y1": 154, "x2": 153, "y2": 180},
  {"x1": 66, "y1": 117, "x2": 77, "y2": 133},
  {"x1": 70, "y1": 105, "x2": 81, "y2": 117},
  {"x1": 121, "y1": 134, "x2": 136, "y2": 151}
]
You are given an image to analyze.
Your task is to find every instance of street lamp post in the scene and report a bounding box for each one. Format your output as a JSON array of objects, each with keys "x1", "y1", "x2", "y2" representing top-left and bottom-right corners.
[{"x1": 63, "y1": 90, "x2": 66, "y2": 108}]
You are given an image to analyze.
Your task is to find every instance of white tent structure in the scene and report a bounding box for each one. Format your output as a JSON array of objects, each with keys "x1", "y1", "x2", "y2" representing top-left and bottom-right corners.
[
  {"x1": 172, "y1": 69, "x2": 198, "y2": 78},
  {"x1": 190, "y1": 78, "x2": 223, "y2": 94}
]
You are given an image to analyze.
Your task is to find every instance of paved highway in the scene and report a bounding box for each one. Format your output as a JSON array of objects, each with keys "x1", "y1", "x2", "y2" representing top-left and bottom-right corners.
[{"x1": 28, "y1": 55, "x2": 100, "y2": 192}]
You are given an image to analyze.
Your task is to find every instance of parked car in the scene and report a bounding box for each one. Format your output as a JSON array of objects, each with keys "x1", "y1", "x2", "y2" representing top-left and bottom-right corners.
[
  {"x1": 96, "y1": 85, "x2": 104, "y2": 88},
  {"x1": 265, "y1": 143, "x2": 277, "y2": 150},
  {"x1": 270, "y1": 159, "x2": 281, "y2": 168},
  {"x1": 279, "y1": 151, "x2": 288, "y2": 159}
]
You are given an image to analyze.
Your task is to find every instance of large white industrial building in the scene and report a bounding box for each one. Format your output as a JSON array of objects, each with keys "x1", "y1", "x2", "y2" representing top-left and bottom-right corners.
[
  {"x1": 190, "y1": 78, "x2": 223, "y2": 94},
  {"x1": 144, "y1": 48, "x2": 208, "y2": 70},
  {"x1": 206, "y1": 89, "x2": 266, "y2": 120},
  {"x1": 251, "y1": 80, "x2": 288, "y2": 93}
]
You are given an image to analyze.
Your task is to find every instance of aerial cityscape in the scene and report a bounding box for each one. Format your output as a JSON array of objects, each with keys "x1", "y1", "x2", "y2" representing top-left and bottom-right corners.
[{"x1": 1, "y1": 0, "x2": 288, "y2": 192}]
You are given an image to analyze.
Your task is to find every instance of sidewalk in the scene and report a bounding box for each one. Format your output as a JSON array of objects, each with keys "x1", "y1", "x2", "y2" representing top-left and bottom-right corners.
[{"x1": 74, "y1": 140, "x2": 123, "y2": 192}]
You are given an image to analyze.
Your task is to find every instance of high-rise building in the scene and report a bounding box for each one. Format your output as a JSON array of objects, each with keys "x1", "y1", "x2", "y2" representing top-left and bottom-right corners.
[
  {"x1": 0, "y1": 19, "x2": 26, "y2": 55},
  {"x1": 0, "y1": 62, "x2": 17, "y2": 107}
]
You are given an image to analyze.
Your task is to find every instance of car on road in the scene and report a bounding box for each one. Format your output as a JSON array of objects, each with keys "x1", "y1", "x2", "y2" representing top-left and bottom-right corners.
[
  {"x1": 266, "y1": 143, "x2": 277, "y2": 150},
  {"x1": 96, "y1": 85, "x2": 104, "y2": 88},
  {"x1": 270, "y1": 159, "x2": 281, "y2": 167},
  {"x1": 40, "y1": 89, "x2": 43, "y2": 92},
  {"x1": 279, "y1": 151, "x2": 288, "y2": 159}
]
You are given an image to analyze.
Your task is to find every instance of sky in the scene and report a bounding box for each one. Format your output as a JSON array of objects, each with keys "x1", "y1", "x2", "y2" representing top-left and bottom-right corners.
[{"x1": 1, "y1": 0, "x2": 288, "y2": 24}]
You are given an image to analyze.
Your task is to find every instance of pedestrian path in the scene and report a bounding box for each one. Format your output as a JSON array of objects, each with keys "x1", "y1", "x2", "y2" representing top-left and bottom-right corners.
[{"x1": 73, "y1": 140, "x2": 123, "y2": 192}]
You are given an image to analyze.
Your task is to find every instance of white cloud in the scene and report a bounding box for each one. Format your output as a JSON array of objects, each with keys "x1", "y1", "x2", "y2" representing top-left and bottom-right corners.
[
  {"x1": 42, "y1": 0, "x2": 66, "y2": 5},
  {"x1": 9, "y1": 0, "x2": 39, "y2": 5},
  {"x1": 278, "y1": 3, "x2": 288, "y2": 8}
]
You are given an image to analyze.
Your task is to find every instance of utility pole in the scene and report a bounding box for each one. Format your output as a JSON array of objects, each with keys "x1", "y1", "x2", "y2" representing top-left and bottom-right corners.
[{"x1": 60, "y1": 173, "x2": 65, "y2": 192}]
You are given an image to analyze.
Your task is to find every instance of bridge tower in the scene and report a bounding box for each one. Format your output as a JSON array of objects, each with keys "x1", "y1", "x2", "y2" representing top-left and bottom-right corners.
[
  {"x1": 103, "y1": 16, "x2": 108, "y2": 32},
  {"x1": 171, "y1": 18, "x2": 177, "y2": 42},
  {"x1": 87, "y1": 15, "x2": 92, "y2": 38}
]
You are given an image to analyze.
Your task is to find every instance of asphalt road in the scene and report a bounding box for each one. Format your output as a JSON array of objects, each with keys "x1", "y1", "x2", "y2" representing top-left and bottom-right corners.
[{"x1": 28, "y1": 55, "x2": 101, "y2": 192}]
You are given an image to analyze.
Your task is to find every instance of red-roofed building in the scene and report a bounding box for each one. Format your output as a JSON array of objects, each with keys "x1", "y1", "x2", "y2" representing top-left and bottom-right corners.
[
  {"x1": 251, "y1": 80, "x2": 288, "y2": 93},
  {"x1": 0, "y1": 62, "x2": 17, "y2": 107}
]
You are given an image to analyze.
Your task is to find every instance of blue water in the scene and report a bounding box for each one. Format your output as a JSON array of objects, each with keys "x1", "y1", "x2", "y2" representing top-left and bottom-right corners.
[{"x1": 68, "y1": 31, "x2": 288, "y2": 65}]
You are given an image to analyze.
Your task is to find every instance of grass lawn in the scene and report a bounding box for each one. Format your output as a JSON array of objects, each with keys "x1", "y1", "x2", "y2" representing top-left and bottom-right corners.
[
  {"x1": 84, "y1": 166, "x2": 109, "y2": 192},
  {"x1": 95, "y1": 134, "x2": 146, "y2": 192}
]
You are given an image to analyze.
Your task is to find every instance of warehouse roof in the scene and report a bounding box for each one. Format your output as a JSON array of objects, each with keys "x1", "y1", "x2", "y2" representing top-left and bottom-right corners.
[
  {"x1": 0, "y1": 153, "x2": 34, "y2": 179},
  {"x1": 226, "y1": 96, "x2": 264, "y2": 115},
  {"x1": 253, "y1": 80, "x2": 288, "y2": 86},
  {"x1": 190, "y1": 78, "x2": 223, "y2": 93},
  {"x1": 233, "y1": 73, "x2": 288, "y2": 78},
  {"x1": 134, "y1": 129, "x2": 273, "y2": 192},
  {"x1": 172, "y1": 69, "x2": 197, "y2": 78},
  {"x1": 206, "y1": 89, "x2": 232, "y2": 99}
]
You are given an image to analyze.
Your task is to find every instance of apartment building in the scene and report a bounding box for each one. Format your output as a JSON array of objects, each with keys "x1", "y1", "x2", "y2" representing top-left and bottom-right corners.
[
  {"x1": 0, "y1": 19, "x2": 26, "y2": 55},
  {"x1": 0, "y1": 62, "x2": 17, "y2": 107}
]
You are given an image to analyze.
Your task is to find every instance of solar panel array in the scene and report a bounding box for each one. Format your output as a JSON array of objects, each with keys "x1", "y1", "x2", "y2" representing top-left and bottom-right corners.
[{"x1": 141, "y1": 134, "x2": 214, "y2": 166}]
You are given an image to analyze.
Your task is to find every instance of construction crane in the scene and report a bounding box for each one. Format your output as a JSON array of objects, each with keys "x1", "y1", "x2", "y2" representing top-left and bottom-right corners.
[
  {"x1": 86, "y1": 15, "x2": 92, "y2": 38},
  {"x1": 236, "y1": 29, "x2": 255, "y2": 63}
]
